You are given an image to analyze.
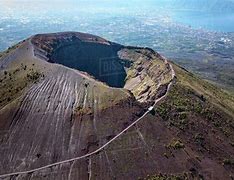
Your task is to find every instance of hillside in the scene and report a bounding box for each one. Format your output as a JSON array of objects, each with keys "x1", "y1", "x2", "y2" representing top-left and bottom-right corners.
[{"x1": 0, "y1": 32, "x2": 233, "y2": 180}]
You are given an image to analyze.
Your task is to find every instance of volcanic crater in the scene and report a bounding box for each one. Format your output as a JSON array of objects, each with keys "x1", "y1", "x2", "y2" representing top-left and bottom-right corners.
[{"x1": 31, "y1": 32, "x2": 173, "y2": 103}]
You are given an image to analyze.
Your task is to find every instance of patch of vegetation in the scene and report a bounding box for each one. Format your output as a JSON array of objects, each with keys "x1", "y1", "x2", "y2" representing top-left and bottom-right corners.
[
  {"x1": 0, "y1": 64, "x2": 43, "y2": 108},
  {"x1": 155, "y1": 63, "x2": 234, "y2": 166},
  {"x1": 194, "y1": 133, "x2": 205, "y2": 146},
  {"x1": 222, "y1": 159, "x2": 234, "y2": 166},
  {"x1": 21, "y1": 63, "x2": 27, "y2": 70},
  {"x1": 26, "y1": 69, "x2": 43, "y2": 83},
  {"x1": 167, "y1": 139, "x2": 185, "y2": 149},
  {"x1": 156, "y1": 84, "x2": 193, "y2": 130},
  {"x1": 173, "y1": 63, "x2": 234, "y2": 118},
  {"x1": 156, "y1": 81, "x2": 234, "y2": 139}
]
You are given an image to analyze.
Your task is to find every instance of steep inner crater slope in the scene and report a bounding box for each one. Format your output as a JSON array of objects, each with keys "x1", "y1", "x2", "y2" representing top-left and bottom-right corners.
[{"x1": 32, "y1": 33, "x2": 126, "y2": 88}]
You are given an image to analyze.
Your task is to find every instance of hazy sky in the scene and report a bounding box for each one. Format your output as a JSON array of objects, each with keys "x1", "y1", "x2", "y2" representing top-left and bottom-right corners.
[{"x1": 0, "y1": 0, "x2": 234, "y2": 51}]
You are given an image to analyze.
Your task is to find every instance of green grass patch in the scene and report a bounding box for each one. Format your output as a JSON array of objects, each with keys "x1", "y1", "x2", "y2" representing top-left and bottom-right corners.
[{"x1": 0, "y1": 64, "x2": 43, "y2": 108}]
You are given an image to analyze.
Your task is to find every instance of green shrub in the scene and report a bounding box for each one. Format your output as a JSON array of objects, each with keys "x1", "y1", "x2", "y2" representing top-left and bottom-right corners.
[
  {"x1": 26, "y1": 70, "x2": 42, "y2": 82},
  {"x1": 223, "y1": 159, "x2": 234, "y2": 166},
  {"x1": 168, "y1": 139, "x2": 185, "y2": 149},
  {"x1": 194, "y1": 133, "x2": 205, "y2": 146}
]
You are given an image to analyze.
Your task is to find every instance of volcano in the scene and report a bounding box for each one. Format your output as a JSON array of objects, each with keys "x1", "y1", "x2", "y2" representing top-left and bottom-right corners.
[{"x1": 0, "y1": 32, "x2": 233, "y2": 180}]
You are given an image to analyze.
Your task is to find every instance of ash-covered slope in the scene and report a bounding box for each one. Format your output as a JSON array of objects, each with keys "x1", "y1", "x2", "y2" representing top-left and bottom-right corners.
[{"x1": 0, "y1": 32, "x2": 233, "y2": 180}]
